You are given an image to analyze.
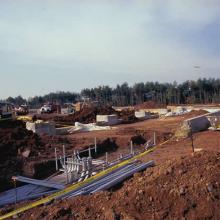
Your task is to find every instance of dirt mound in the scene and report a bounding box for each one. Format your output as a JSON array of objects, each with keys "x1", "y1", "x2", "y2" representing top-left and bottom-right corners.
[
  {"x1": 183, "y1": 109, "x2": 208, "y2": 118},
  {"x1": 55, "y1": 106, "x2": 138, "y2": 125},
  {"x1": 16, "y1": 150, "x2": 220, "y2": 220},
  {"x1": 118, "y1": 109, "x2": 139, "y2": 124},
  {"x1": 0, "y1": 120, "x2": 44, "y2": 191},
  {"x1": 135, "y1": 101, "x2": 166, "y2": 109},
  {"x1": 55, "y1": 106, "x2": 117, "y2": 124}
]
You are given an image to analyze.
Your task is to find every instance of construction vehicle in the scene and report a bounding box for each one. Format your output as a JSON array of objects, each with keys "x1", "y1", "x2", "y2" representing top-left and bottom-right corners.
[
  {"x1": 62, "y1": 103, "x2": 75, "y2": 114},
  {"x1": 73, "y1": 98, "x2": 99, "y2": 112},
  {"x1": 40, "y1": 103, "x2": 61, "y2": 114},
  {"x1": 0, "y1": 102, "x2": 14, "y2": 120},
  {"x1": 15, "y1": 105, "x2": 29, "y2": 116}
]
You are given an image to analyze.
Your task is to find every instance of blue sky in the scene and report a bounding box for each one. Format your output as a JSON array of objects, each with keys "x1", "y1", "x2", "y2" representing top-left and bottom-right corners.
[{"x1": 0, "y1": 0, "x2": 220, "y2": 99}]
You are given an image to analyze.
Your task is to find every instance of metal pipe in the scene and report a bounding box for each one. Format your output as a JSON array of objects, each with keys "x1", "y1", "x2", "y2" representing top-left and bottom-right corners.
[
  {"x1": 13, "y1": 176, "x2": 65, "y2": 190},
  {"x1": 60, "y1": 163, "x2": 136, "y2": 199},
  {"x1": 90, "y1": 161, "x2": 154, "y2": 194},
  {"x1": 65, "y1": 163, "x2": 138, "y2": 199},
  {"x1": 109, "y1": 154, "x2": 133, "y2": 166},
  {"x1": 69, "y1": 164, "x2": 140, "y2": 197}
]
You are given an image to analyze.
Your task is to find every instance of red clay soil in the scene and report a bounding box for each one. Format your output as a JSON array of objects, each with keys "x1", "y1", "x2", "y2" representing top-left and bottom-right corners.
[
  {"x1": 118, "y1": 109, "x2": 139, "y2": 124},
  {"x1": 65, "y1": 109, "x2": 208, "y2": 149},
  {"x1": 54, "y1": 106, "x2": 139, "y2": 125},
  {"x1": 0, "y1": 120, "x2": 71, "y2": 191},
  {"x1": 14, "y1": 150, "x2": 220, "y2": 220},
  {"x1": 182, "y1": 109, "x2": 208, "y2": 118},
  {"x1": 1, "y1": 110, "x2": 208, "y2": 161},
  {"x1": 1, "y1": 111, "x2": 219, "y2": 219},
  {"x1": 0, "y1": 109, "x2": 211, "y2": 192},
  {"x1": 134, "y1": 101, "x2": 166, "y2": 109},
  {"x1": 141, "y1": 130, "x2": 220, "y2": 166},
  {"x1": 0, "y1": 120, "x2": 43, "y2": 191},
  {"x1": 54, "y1": 106, "x2": 117, "y2": 124}
]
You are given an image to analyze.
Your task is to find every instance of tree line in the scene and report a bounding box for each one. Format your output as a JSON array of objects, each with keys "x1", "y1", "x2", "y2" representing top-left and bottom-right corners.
[
  {"x1": 81, "y1": 78, "x2": 220, "y2": 106},
  {"x1": 2, "y1": 78, "x2": 220, "y2": 107}
]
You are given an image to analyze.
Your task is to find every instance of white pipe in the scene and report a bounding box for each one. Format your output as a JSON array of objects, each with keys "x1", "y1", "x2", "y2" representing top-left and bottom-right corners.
[
  {"x1": 105, "y1": 152, "x2": 108, "y2": 165},
  {"x1": 88, "y1": 147, "x2": 91, "y2": 158},
  {"x1": 54, "y1": 147, "x2": 58, "y2": 171},
  {"x1": 63, "y1": 145, "x2": 66, "y2": 165},
  {"x1": 90, "y1": 161, "x2": 154, "y2": 193},
  {"x1": 94, "y1": 137, "x2": 97, "y2": 154}
]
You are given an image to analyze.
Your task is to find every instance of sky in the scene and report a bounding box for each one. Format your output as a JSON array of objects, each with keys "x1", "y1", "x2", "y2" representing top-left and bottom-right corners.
[{"x1": 0, "y1": 0, "x2": 220, "y2": 99}]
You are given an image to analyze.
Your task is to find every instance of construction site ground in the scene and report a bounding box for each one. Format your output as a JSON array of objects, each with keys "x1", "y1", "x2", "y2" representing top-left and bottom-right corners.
[
  {"x1": 11, "y1": 150, "x2": 220, "y2": 220},
  {"x1": 0, "y1": 109, "x2": 220, "y2": 219},
  {"x1": 64, "y1": 109, "x2": 209, "y2": 154},
  {"x1": 0, "y1": 109, "x2": 213, "y2": 191}
]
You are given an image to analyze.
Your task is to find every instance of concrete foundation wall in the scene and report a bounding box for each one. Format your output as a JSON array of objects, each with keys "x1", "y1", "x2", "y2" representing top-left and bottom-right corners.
[
  {"x1": 135, "y1": 111, "x2": 151, "y2": 119},
  {"x1": 26, "y1": 121, "x2": 56, "y2": 135},
  {"x1": 167, "y1": 105, "x2": 220, "y2": 113},
  {"x1": 183, "y1": 111, "x2": 220, "y2": 132},
  {"x1": 96, "y1": 114, "x2": 119, "y2": 125}
]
